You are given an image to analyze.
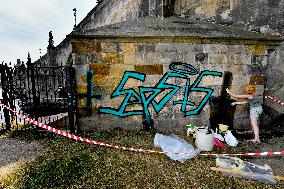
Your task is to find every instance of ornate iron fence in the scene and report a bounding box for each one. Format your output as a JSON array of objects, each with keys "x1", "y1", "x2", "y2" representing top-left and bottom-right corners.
[{"x1": 0, "y1": 55, "x2": 77, "y2": 133}]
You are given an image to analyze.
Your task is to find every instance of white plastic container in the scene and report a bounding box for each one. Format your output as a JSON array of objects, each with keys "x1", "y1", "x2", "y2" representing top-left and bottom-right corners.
[{"x1": 195, "y1": 128, "x2": 214, "y2": 151}]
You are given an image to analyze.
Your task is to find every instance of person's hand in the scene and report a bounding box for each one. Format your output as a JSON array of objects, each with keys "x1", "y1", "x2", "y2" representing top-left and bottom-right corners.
[{"x1": 231, "y1": 102, "x2": 236, "y2": 106}]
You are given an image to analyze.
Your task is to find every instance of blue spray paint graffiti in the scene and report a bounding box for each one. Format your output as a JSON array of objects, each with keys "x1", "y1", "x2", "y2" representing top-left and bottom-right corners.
[{"x1": 99, "y1": 62, "x2": 223, "y2": 125}]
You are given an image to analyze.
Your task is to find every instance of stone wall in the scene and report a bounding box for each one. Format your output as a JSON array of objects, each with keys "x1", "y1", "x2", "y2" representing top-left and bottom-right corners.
[
  {"x1": 177, "y1": 0, "x2": 284, "y2": 35},
  {"x1": 70, "y1": 38, "x2": 273, "y2": 131},
  {"x1": 263, "y1": 45, "x2": 284, "y2": 120},
  {"x1": 56, "y1": 40, "x2": 72, "y2": 66},
  {"x1": 76, "y1": 0, "x2": 141, "y2": 32}
]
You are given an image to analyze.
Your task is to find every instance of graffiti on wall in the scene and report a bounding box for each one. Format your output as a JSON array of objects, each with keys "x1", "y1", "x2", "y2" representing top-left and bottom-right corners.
[{"x1": 99, "y1": 62, "x2": 223, "y2": 125}]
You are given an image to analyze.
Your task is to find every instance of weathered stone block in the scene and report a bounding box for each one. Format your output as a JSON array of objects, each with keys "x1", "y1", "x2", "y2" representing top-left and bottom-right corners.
[
  {"x1": 109, "y1": 64, "x2": 134, "y2": 77},
  {"x1": 142, "y1": 75, "x2": 162, "y2": 86},
  {"x1": 124, "y1": 53, "x2": 137, "y2": 65},
  {"x1": 72, "y1": 42, "x2": 102, "y2": 53},
  {"x1": 77, "y1": 85, "x2": 87, "y2": 94},
  {"x1": 250, "y1": 75, "x2": 266, "y2": 85},
  {"x1": 101, "y1": 42, "x2": 122, "y2": 53},
  {"x1": 195, "y1": 53, "x2": 208, "y2": 64},
  {"x1": 251, "y1": 55, "x2": 267, "y2": 66},
  {"x1": 73, "y1": 53, "x2": 88, "y2": 65},
  {"x1": 209, "y1": 54, "x2": 227, "y2": 64},
  {"x1": 247, "y1": 45, "x2": 266, "y2": 55},
  {"x1": 144, "y1": 52, "x2": 165, "y2": 64},
  {"x1": 203, "y1": 45, "x2": 217, "y2": 54},
  {"x1": 86, "y1": 52, "x2": 100, "y2": 64},
  {"x1": 123, "y1": 43, "x2": 135, "y2": 54},
  {"x1": 227, "y1": 45, "x2": 245, "y2": 54},
  {"x1": 100, "y1": 53, "x2": 124, "y2": 64},
  {"x1": 89, "y1": 64, "x2": 111, "y2": 76},
  {"x1": 209, "y1": 64, "x2": 223, "y2": 72},
  {"x1": 183, "y1": 53, "x2": 195, "y2": 64},
  {"x1": 231, "y1": 74, "x2": 250, "y2": 86},
  {"x1": 92, "y1": 86, "x2": 108, "y2": 94},
  {"x1": 228, "y1": 64, "x2": 245, "y2": 75},
  {"x1": 134, "y1": 65, "x2": 163, "y2": 75},
  {"x1": 155, "y1": 43, "x2": 179, "y2": 52},
  {"x1": 73, "y1": 64, "x2": 88, "y2": 82},
  {"x1": 123, "y1": 76, "x2": 144, "y2": 88},
  {"x1": 241, "y1": 54, "x2": 251, "y2": 65},
  {"x1": 93, "y1": 75, "x2": 107, "y2": 86}
]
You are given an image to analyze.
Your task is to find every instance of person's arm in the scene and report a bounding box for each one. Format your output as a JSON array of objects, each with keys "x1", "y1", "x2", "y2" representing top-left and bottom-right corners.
[
  {"x1": 231, "y1": 101, "x2": 248, "y2": 106},
  {"x1": 226, "y1": 88, "x2": 252, "y2": 99}
]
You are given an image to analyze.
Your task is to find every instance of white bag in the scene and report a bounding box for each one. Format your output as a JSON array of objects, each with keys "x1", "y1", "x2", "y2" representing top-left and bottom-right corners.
[
  {"x1": 224, "y1": 130, "x2": 238, "y2": 147},
  {"x1": 154, "y1": 133, "x2": 197, "y2": 163},
  {"x1": 214, "y1": 128, "x2": 224, "y2": 141}
]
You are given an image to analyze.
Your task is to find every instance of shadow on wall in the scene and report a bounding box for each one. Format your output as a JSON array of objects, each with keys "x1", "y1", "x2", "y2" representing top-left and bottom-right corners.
[{"x1": 209, "y1": 71, "x2": 236, "y2": 132}]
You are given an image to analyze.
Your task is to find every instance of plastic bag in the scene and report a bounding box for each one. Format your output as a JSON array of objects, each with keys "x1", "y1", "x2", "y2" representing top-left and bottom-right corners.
[
  {"x1": 216, "y1": 156, "x2": 276, "y2": 184},
  {"x1": 154, "y1": 133, "x2": 197, "y2": 163},
  {"x1": 214, "y1": 128, "x2": 224, "y2": 141},
  {"x1": 223, "y1": 173, "x2": 277, "y2": 184},
  {"x1": 224, "y1": 130, "x2": 238, "y2": 147},
  {"x1": 214, "y1": 138, "x2": 225, "y2": 148}
]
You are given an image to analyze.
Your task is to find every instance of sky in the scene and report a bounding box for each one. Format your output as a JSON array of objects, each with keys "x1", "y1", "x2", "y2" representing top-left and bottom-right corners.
[{"x1": 0, "y1": 0, "x2": 96, "y2": 64}]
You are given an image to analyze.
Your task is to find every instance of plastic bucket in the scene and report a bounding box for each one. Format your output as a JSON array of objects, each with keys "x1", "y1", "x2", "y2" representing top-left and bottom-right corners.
[{"x1": 195, "y1": 128, "x2": 214, "y2": 151}]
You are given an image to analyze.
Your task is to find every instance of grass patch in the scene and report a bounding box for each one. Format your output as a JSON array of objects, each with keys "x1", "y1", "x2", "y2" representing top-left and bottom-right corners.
[{"x1": 1, "y1": 129, "x2": 283, "y2": 188}]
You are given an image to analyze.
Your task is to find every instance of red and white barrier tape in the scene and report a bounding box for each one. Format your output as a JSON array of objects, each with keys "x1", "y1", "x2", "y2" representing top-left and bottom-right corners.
[
  {"x1": 0, "y1": 100, "x2": 283, "y2": 157},
  {"x1": 265, "y1": 95, "x2": 284, "y2": 107}
]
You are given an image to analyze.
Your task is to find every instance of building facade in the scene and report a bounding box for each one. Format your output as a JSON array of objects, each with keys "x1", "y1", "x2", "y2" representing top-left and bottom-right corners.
[{"x1": 39, "y1": 0, "x2": 284, "y2": 131}]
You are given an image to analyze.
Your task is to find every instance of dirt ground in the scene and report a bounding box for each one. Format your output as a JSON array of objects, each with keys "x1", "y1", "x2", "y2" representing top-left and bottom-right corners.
[
  {"x1": 0, "y1": 131, "x2": 283, "y2": 184},
  {"x1": 247, "y1": 136, "x2": 284, "y2": 176},
  {"x1": 0, "y1": 135, "x2": 41, "y2": 179}
]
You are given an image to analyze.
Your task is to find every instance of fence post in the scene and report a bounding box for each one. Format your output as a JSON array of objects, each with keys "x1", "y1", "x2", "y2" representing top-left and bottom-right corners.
[
  {"x1": 1, "y1": 65, "x2": 11, "y2": 131},
  {"x1": 65, "y1": 65, "x2": 76, "y2": 133},
  {"x1": 27, "y1": 53, "x2": 38, "y2": 118}
]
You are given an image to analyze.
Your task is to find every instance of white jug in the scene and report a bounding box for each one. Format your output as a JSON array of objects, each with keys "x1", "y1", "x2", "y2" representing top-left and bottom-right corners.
[{"x1": 195, "y1": 128, "x2": 214, "y2": 151}]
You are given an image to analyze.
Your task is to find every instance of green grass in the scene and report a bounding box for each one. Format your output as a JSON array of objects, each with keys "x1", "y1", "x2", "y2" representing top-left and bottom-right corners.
[{"x1": 1, "y1": 129, "x2": 283, "y2": 189}]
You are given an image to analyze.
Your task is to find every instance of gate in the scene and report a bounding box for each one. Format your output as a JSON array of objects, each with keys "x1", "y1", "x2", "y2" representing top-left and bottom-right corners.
[{"x1": 0, "y1": 54, "x2": 77, "y2": 133}]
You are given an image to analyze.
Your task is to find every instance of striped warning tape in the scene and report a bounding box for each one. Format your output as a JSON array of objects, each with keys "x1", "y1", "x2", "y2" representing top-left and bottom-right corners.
[
  {"x1": 265, "y1": 95, "x2": 284, "y2": 107},
  {"x1": 0, "y1": 100, "x2": 283, "y2": 157}
]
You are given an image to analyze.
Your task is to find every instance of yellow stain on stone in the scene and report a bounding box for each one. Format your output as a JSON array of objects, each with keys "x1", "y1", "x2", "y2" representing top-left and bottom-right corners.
[
  {"x1": 247, "y1": 45, "x2": 266, "y2": 55},
  {"x1": 184, "y1": 0, "x2": 240, "y2": 17},
  {"x1": 77, "y1": 85, "x2": 87, "y2": 94},
  {"x1": 89, "y1": 64, "x2": 111, "y2": 76},
  {"x1": 123, "y1": 43, "x2": 135, "y2": 54},
  {"x1": 109, "y1": 64, "x2": 135, "y2": 78},
  {"x1": 250, "y1": 75, "x2": 266, "y2": 85},
  {"x1": 101, "y1": 52, "x2": 124, "y2": 64},
  {"x1": 78, "y1": 99, "x2": 87, "y2": 108},
  {"x1": 72, "y1": 42, "x2": 102, "y2": 53},
  {"x1": 134, "y1": 65, "x2": 164, "y2": 75},
  {"x1": 81, "y1": 75, "x2": 87, "y2": 83},
  {"x1": 93, "y1": 75, "x2": 107, "y2": 86}
]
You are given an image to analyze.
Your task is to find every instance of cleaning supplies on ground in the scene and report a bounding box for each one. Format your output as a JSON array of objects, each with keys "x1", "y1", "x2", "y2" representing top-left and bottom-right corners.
[
  {"x1": 211, "y1": 156, "x2": 283, "y2": 184},
  {"x1": 218, "y1": 124, "x2": 229, "y2": 134},
  {"x1": 186, "y1": 124, "x2": 197, "y2": 136},
  {"x1": 214, "y1": 138, "x2": 225, "y2": 148},
  {"x1": 224, "y1": 130, "x2": 238, "y2": 147},
  {"x1": 195, "y1": 127, "x2": 214, "y2": 151},
  {"x1": 154, "y1": 133, "x2": 197, "y2": 163},
  {"x1": 214, "y1": 128, "x2": 224, "y2": 141}
]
